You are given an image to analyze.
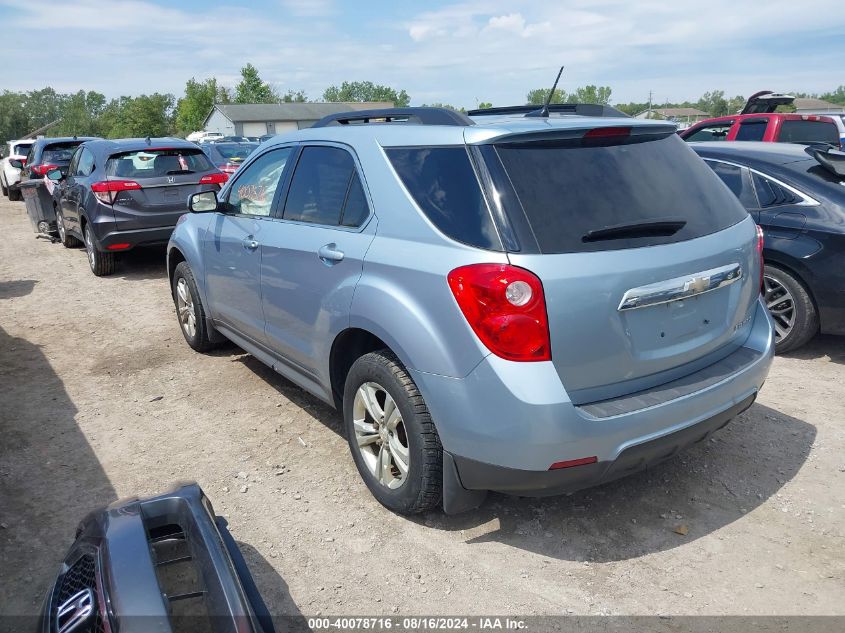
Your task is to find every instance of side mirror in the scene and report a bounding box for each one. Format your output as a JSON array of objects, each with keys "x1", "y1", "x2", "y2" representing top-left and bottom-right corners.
[
  {"x1": 188, "y1": 190, "x2": 218, "y2": 213},
  {"x1": 9, "y1": 158, "x2": 23, "y2": 169},
  {"x1": 46, "y1": 169, "x2": 63, "y2": 181}
]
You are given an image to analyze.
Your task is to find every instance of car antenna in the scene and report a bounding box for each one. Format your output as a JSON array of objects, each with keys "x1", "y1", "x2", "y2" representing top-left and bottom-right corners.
[
  {"x1": 145, "y1": 136, "x2": 151, "y2": 145},
  {"x1": 526, "y1": 66, "x2": 564, "y2": 118}
]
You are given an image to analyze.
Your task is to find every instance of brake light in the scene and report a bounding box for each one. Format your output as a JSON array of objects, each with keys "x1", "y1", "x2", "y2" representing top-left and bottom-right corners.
[
  {"x1": 447, "y1": 264, "x2": 550, "y2": 362},
  {"x1": 756, "y1": 225, "x2": 765, "y2": 292},
  {"x1": 584, "y1": 126, "x2": 631, "y2": 139},
  {"x1": 91, "y1": 180, "x2": 141, "y2": 204},
  {"x1": 32, "y1": 163, "x2": 58, "y2": 176},
  {"x1": 106, "y1": 243, "x2": 131, "y2": 251},
  {"x1": 199, "y1": 172, "x2": 228, "y2": 185}
]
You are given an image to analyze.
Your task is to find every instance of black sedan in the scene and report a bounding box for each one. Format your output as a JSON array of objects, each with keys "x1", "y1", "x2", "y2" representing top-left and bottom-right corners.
[{"x1": 692, "y1": 141, "x2": 845, "y2": 352}]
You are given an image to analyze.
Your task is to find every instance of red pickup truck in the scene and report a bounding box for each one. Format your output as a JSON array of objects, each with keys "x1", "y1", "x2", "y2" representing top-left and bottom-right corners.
[{"x1": 679, "y1": 91, "x2": 841, "y2": 148}]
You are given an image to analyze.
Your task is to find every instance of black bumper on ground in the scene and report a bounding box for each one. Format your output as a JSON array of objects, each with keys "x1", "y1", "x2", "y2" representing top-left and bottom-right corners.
[
  {"x1": 446, "y1": 394, "x2": 756, "y2": 506},
  {"x1": 97, "y1": 225, "x2": 177, "y2": 250},
  {"x1": 37, "y1": 483, "x2": 274, "y2": 633}
]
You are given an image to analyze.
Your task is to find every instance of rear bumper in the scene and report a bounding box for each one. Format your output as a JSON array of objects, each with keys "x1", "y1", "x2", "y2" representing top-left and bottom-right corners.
[
  {"x1": 451, "y1": 393, "x2": 755, "y2": 496},
  {"x1": 38, "y1": 483, "x2": 272, "y2": 633},
  {"x1": 96, "y1": 224, "x2": 177, "y2": 250},
  {"x1": 411, "y1": 296, "x2": 774, "y2": 491}
]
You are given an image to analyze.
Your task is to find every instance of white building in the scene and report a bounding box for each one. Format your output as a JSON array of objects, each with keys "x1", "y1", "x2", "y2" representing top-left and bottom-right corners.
[{"x1": 203, "y1": 102, "x2": 394, "y2": 136}]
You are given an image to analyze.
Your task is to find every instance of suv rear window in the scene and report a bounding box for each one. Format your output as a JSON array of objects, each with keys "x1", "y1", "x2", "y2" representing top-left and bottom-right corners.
[
  {"x1": 12, "y1": 143, "x2": 32, "y2": 157},
  {"x1": 386, "y1": 147, "x2": 500, "y2": 250},
  {"x1": 490, "y1": 133, "x2": 747, "y2": 253},
  {"x1": 778, "y1": 120, "x2": 839, "y2": 146},
  {"x1": 106, "y1": 148, "x2": 213, "y2": 179},
  {"x1": 42, "y1": 142, "x2": 83, "y2": 164}
]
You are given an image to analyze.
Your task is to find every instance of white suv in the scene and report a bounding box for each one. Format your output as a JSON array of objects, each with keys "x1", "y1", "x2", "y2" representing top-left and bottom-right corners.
[{"x1": 1, "y1": 139, "x2": 34, "y2": 201}]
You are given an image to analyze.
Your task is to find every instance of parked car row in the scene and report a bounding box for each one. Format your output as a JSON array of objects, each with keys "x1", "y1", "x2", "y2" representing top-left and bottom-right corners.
[{"x1": 7, "y1": 104, "x2": 844, "y2": 519}]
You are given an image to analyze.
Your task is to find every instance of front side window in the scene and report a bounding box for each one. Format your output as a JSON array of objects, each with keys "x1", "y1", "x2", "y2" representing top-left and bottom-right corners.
[
  {"x1": 283, "y1": 146, "x2": 368, "y2": 227},
  {"x1": 226, "y1": 147, "x2": 293, "y2": 217}
]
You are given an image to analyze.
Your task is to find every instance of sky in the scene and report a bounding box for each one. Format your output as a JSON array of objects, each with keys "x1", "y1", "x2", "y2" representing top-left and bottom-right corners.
[{"x1": 1, "y1": 0, "x2": 843, "y2": 108}]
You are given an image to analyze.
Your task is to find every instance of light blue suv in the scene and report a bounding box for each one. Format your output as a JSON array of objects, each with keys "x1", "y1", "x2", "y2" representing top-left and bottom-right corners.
[{"x1": 167, "y1": 105, "x2": 774, "y2": 515}]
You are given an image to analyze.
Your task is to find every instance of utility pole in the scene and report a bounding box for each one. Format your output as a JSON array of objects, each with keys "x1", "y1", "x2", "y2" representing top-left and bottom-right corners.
[{"x1": 648, "y1": 90, "x2": 653, "y2": 118}]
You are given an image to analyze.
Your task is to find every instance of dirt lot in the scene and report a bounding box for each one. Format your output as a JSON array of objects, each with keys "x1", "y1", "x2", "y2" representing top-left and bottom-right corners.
[{"x1": 1, "y1": 195, "x2": 843, "y2": 621}]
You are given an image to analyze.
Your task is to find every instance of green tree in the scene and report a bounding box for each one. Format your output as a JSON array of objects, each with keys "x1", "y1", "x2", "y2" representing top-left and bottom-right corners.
[
  {"x1": 175, "y1": 77, "x2": 218, "y2": 134},
  {"x1": 696, "y1": 90, "x2": 729, "y2": 117},
  {"x1": 420, "y1": 102, "x2": 465, "y2": 112},
  {"x1": 567, "y1": 85, "x2": 612, "y2": 105},
  {"x1": 216, "y1": 85, "x2": 233, "y2": 104},
  {"x1": 821, "y1": 85, "x2": 845, "y2": 105},
  {"x1": 234, "y1": 64, "x2": 278, "y2": 104},
  {"x1": 282, "y1": 89, "x2": 308, "y2": 103},
  {"x1": 322, "y1": 81, "x2": 409, "y2": 107},
  {"x1": 24, "y1": 87, "x2": 65, "y2": 130},
  {"x1": 54, "y1": 90, "x2": 107, "y2": 137},
  {"x1": 101, "y1": 94, "x2": 174, "y2": 138},
  {"x1": 526, "y1": 88, "x2": 566, "y2": 105},
  {"x1": 0, "y1": 91, "x2": 31, "y2": 146},
  {"x1": 476, "y1": 102, "x2": 493, "y2": 110}
]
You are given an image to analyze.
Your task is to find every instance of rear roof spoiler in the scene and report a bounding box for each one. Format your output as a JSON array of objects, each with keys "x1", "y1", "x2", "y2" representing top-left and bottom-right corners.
[
  {"x1": 805, "y1": 144, "x2": 845, "y2": 177},
  {"x1": 312, "y1": 107, "x2": 474, "y2": 128},
  {"x1": 468, "y1": 104, "x2": 630, "y2": 118}
]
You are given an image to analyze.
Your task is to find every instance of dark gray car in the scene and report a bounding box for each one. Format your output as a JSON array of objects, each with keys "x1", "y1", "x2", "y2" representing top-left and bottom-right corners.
[{"x1": 50, "y1": 138, "x2": 228, "y2": 276}]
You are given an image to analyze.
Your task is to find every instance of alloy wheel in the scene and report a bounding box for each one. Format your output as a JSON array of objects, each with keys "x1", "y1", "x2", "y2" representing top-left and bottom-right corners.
[
  {"x1": 175, "y1": 278, "x2": 197, "y2": 338},
  {"x1": 352, "y1": 381, "x2": 410, "y2": 489},
  {"x1": 763, "y1": 273, "x2": 796, "y2": 343},
  {"x1": 84, "y1": 226, "x2": 96, "y2": 269}
]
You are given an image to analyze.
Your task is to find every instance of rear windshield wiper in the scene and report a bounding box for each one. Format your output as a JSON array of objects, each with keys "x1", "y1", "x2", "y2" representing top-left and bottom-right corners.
[{"x1": 582, "y1": 218, "x2": 686, "y2": 243}]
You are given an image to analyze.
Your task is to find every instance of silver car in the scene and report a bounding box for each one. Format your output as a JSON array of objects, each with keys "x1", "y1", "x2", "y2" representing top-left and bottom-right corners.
[{"x1": 167, "y1": 105, "x2": 774, "y2": 515}]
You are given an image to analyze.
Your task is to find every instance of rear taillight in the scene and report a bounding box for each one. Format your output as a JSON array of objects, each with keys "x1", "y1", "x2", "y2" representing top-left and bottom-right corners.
[
  {"x1": 218, "y1": 163, "x2": 239, "y2": 174},
  {"x1": 756, "y1": 224, "x2": 765, "y2": 292},
  {"x1": 32, "y1": 163, "x2": 58, "y2": 176},
  {"x1": 447, "y1": 263, "x2": 550, "y2": 362},
  {"x1": 199, "y1": 172, "x2": 228, "y2": 185},
  {"x1": 91, "y1": 179, "x2": 141, "y2": 205}
]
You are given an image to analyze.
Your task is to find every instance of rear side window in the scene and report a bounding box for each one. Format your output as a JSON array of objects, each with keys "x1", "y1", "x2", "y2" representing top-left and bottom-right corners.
[
  {"x1": 283, "y1": 146, "x2": 369, "y2": 227},
  {"x1": 12, "y1": 143, "x2": 32, "y2": 157},
  {"x1": 735, "y1": 121, "x2": 767, "y2": 141},
  {"x1": 42, "y1": 142, "x2": 82, "y2": 164},
  {"x1": 105, "y1": 148, "x2": 213, "y2": 179},
  {"x1": 752, "y1": 173, "x2": 802, "y2": 207},
  {"x1": 491, "y1": 133, "x2": 748, "y2": 254},
  {"x1": 778, "y1": 120, "x2": 839, "y2": 146},
  {"x1": 684, "y1": 124, "x2": 732, "y2": 142},
  {"x1": 386, "y1": 147, "x2": 500, "y2": 250},
  {"x1": 704, "y1": 160, "x2": 757, "y2": 209},
  {"x1": 76, "y1": 148, "x2": 95, "y2": 177}
]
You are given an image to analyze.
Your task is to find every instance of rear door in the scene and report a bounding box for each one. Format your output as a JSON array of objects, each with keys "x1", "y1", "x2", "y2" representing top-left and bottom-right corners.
[
  {"x1": 203, "y1": 146, "x2": 294, "y2": 345},
  {"x1": 62, "y1": 147, "x2": 96, "y2": 234},
  {"x1": 484, "y1": 130, "x2": 758, "y2": 403},
  {"x1": 260, "y1": 144, "x2": 376, "y2": 378}
]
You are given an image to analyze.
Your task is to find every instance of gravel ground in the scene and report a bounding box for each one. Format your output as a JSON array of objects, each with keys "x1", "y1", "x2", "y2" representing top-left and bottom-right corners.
[{"x1": 1, "y1": 196, "x2": 843, "y2": 620}]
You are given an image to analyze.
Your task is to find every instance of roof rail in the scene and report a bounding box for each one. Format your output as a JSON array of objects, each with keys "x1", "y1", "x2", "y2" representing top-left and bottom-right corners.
[
  {"x1": 467, "y1": 104, "x2": 630, "y2": 119},
  {"x1": 311, "y1": 107, "x2": 474, "y2": 128}
]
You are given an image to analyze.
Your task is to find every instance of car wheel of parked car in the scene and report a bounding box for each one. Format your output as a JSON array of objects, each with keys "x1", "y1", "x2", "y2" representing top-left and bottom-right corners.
[
  {"x1": 343, "y1": 350, "x2": 442, "y2": 514},
  {"x1": 172, "y1": 261, "x2": 218, "y2": 352},
  {"x1": 763, "y1": 265, "x2": 818, "y2": 353},
  {"x1": 84, "y1": 224, "x2": 115, "y2": 276},
  {"x1": 55, "y1": 208, "x2": 81, "y2": 248}
]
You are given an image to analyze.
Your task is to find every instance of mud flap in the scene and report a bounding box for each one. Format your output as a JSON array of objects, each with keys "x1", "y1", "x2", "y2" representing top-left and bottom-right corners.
[{"x1": 442, "y1": 451, "x2": 487, "y2": 515}]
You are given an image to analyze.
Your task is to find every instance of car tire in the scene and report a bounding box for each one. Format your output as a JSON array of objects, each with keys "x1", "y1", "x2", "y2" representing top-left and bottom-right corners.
[
  {"x1": 343, "y1": 350, "x2": 442, "y2": 515},
  {"x1": 763, "y1": 264, "x2": 818, "y2": 354},
  {"x1": 172, "y1": 261, "x2": 218, "y2": 352},
  {"x1": 0, "y1": 174, "x2": 7, "y2": 198},
  {"x1": 83, "y1": 223, "x2": 115, "y2": 276},
  {"x1": 56, "y1": 207, "x2": 81, "y2": 248},
  {"x1": 8, "y1": 179, "x2": 21, "y2": 201}
]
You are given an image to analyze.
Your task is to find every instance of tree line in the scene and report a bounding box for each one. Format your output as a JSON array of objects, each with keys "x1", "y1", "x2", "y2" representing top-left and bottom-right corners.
[{"x1": 2, "y1": 62, "x2": 843, "y2": 146}]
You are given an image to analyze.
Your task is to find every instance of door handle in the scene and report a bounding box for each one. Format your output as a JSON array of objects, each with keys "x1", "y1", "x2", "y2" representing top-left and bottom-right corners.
[
  {"x1": 318, "y1": 243, "x2": 344, "y2": 263},
  {"x1": 242, "y1": 236, "x2": 259, "y2": 251}
]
